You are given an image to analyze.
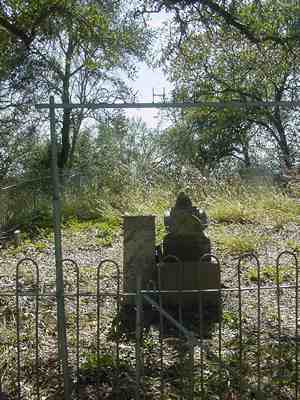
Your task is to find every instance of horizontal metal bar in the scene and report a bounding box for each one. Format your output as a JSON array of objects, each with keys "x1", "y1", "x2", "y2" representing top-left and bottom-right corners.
[
  {"x1": 35, "y1": 100, "x2": 300, "y2": 110},
  {"x1": 1, "y1": 284, "x2": 297, "y2": 297},
  {"x1": 142, "y1": 293, "x2": 198, "y2": 345}
]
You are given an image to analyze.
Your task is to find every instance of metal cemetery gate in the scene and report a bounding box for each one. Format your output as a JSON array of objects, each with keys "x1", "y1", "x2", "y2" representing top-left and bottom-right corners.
[
  {"x1": 27, "y1": 96, "x2": 300, "y2": 400},
  {"x1": 0, "y1": 251, "x2": 298, "y2": 399}
]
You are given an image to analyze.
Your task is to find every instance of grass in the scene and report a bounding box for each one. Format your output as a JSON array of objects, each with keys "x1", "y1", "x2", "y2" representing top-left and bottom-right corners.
[
  {"x1": 246, "y1": 264, "x2": 294, "y2": 284},
  {"x1": 0, "y1": 181, "x2": 298, "y2": 261},
  {"x1": 1, "y1": 180, "x2": 298, "y2": 247},
  {"x1": 0, "y1": 180, "x2": 299, "y2": 400},
  {"x1": 203, "y1": 184, "x2": 299, "y2": 226},
  {"x1": 286, "y1": 239, "x2": 300, "y2": 253},
  {"x1": 208, "y1": 198, "x2": 256, "y2": 224},
  {"x1": 211, "y1": 226, "x2": 267, "y2": 255}
]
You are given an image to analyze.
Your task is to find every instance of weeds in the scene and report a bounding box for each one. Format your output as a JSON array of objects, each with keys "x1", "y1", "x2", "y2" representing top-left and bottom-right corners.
[
  {"x1": 198, "y1": 183, "x2": 299, "y2": 227},
  {"x1": 246, "y1": 264, "x2": 294, "y2": 284},
  {"x1": 286, "y1": 239, "x2": 300, "y2": 253},
  {"x1": 1, "y1": 180, "x2": 298, "y2": 245},
  {"x1": 212, "y1": 227, "x2": 266, "y2": 255},
  {"x1": 208, "y1": 198, "x2": 255, "y2": 224}
]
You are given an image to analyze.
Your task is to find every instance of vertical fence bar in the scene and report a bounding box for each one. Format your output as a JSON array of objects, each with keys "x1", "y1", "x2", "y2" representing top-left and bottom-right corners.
[
  {"x1": 75, "y1": 263, "x2": 80, "y2": 400},
  {"x1": 198, "y1": 290, "x2": 204, "y2": 400},
  {"x1": 237, "y1": 256, "x2": 243, "y2": 398},
  {"x1": 16, "y1": 258, "x2": 40, "y2": 400},
  {"x1": 115, "y1": 263, "x2": 121, "y2": 399},
  {"x1": 252, "y1": 254, "x2": 261, "y2": 395},
  {"x1": 296, "y1": 253, "x2": 299, "y2": 400},
  {"x1": 201, "y1": 254, "x2": 222, "y2": 399},
  {"x1": 35, "y1": 262, "x2": 40, "y2": 400},
  {"x1": 0, "y1": 268, "x2": 2, "y2": 395},
  {"x1": 276, "y1": 251, "x2": 299, "y2": 398},
  {"x1": 96, "y1": 261, "x2": 101, "y2": 400},
  {"x1": 237, "y1": 254, "x2": 261, "y2": 396},
  {"x1": 178, "y1": 261, "x2": 184, "y2": 400},
  {"x1": 276, "y1": 253, "x2": 283, "y2": 395},
  {"x1": 189, "y1": 344, "x2": 194, "y2": 400},
  {"x1": 49, "y1": 95, "x2": 71, "y2": 400},
  {"x1": 62, "y1": 259, "x2": 80, "y2": 400},
  {"x1": 16, "y1": 264, "x2": 21, "y2": 400},
  {"x1": 217, "y1": 260, "x2": 222, "y2": 400},
  {"x1": 158, "y1": 255, "x2": 183, "y2": 399},
  {"x1": 98, "y1": 260, "x2": 121, "y2": 398},
  {"x1": 157, "y1": 261, "x2": 165, "y2": 400},
  {"x1": 135, "y1": 264, "x2": 142, "y2": 400}
]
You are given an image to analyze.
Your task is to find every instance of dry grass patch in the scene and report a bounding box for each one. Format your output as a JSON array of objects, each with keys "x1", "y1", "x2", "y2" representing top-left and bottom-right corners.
[
  {"x1": 211, "y1": 226, "x2": 267, "y2": 255},
  {"x1": 206, "y1": 185, "x2": 299, "y2": 228}
]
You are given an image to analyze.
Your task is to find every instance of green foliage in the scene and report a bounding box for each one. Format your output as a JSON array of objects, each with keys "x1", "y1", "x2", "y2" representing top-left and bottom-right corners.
[
  {"x1": 0, "y1": 1, "x2": 152, "y2": 172},
  {"x1": 79, "y1": 351, "x2": 136, "y2": 399},
  {"x1": 286, "y1": 239, "x2": 300, "y2": 253},
  {"x1": 162, "y1": 0, "x2": 300, "y2": 172},
  {"x1": 206, "y1": 184, "x2": 299, "y2": 228},
  {"x1": 82, "y1": 352, "x2": 117, "y2": 370},
  {"x1": 152, "y1": 0, "x2": 300, "y2": 47},
  {"x1": 32, "y1": 241, "x2": 48, "y2": 252},
  {"x1": 209, "y1": 198, "x2": 255, "y2": 224},
  {"x1": 123, "y1": 184, "x2": 175, "y2": 244},
  {"x1": 223, "y1": 310, "x2": 239, "y2": 329},
  {"x1": 61, "y1": 192, "x2": 101, "y2": 222},
  {"x1": 10, "y1": 198, "x2": 53, "y2": 234},
  {"x1": 96, "y1": 218, "x2": 121, "y2": 247},
  {"x1": 213, "y1": 227, "x2": 266, "y2": 255},
  {"x1": 246, "y1": 264, "x2": 293, "y2": 284}
]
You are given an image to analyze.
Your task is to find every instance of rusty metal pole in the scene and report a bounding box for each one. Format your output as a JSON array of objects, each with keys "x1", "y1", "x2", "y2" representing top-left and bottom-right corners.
[{"x1": 49, "y1": 95, "x2": 71, "y2": 399}]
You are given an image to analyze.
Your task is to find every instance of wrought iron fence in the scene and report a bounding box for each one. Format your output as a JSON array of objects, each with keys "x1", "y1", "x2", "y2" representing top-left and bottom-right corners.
[{"x1": 0, "y1": 252, "x2": 299, "y2": 399}]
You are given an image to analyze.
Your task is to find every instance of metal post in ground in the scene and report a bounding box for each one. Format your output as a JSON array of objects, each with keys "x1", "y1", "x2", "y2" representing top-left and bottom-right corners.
[
  {"x1": 135, "y1": 264, "x2": 143, "y2": 400},
  {"x1": 49, "y1": 95, "x2": 71, "y2": 399}
]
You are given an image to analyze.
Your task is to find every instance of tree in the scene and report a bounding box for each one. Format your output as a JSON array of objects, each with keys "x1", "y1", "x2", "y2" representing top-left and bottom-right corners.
[
  {"x1": 69, "y1": 113, "x2": 167, "y2": 189},
  {"x1": 0, "y1": 0, "x2": 79, "y2": 80},
  {"x1": 142, "y1": 0, "x2": 300, "y2": 48},
  {"x1": 160, "y1": 2, "x2": 300, "y2": 172},
  {"x1": 163, "y1": 108, "x2": 255, "y2": 174},
  {"x1": 0, "y1": 0, "x2": 151, "y2": 172},
  {"x1": 0, "y1": 108, "x2": 38, "y2": 181}
]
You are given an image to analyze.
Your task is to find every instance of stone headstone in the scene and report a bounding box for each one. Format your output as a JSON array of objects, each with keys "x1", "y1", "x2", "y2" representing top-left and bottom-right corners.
[
  {"x1": 123, "y1": 216, "x2": 155, "y2": 304},
  {"x1": 159, "y1": 260, "x2": 220, "y2": 312},
  {"x1": 160, "y1": 192, "x2": 220, "y2": 322},
  {"x1": 163, "y1": 191, "x2": 210, "y2": 261}
]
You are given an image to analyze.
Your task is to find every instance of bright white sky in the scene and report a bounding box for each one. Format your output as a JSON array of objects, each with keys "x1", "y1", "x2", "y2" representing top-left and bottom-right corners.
[
  {"x1": 125, "y1": 11, "x2": 172, "y2": 128},
  {"x1": 126, "y1": 63, "x2": 172, "y2": 128}
]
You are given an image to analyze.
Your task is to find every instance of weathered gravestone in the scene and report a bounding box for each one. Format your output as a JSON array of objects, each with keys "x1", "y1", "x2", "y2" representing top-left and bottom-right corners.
[
  {"x1": 159, "y1": 192, "x2": 220, "y2": 321},
  {"x1": 123, "y1": 215, "x2": 156, "y2": 305},
  {"x1": 122, "y1": 194, "x2": 220, "y2": 330},
  {"x1": 163, "y1": 191, "x2": 210, "y2": 261}
]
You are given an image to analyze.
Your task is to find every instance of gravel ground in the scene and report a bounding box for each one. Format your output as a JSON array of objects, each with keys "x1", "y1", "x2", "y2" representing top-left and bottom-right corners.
[{"x1": 0, "y1": 214, "x2": 299, "y2": 399}]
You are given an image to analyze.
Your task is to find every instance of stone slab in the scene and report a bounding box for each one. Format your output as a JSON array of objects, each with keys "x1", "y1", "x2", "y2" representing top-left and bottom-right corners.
[
  {"x1": 123, "y1": 216, "x2": 156, "y2": 303},
  {"x1": 158, "y1": 261, "x2": 221, "y2": 318}
]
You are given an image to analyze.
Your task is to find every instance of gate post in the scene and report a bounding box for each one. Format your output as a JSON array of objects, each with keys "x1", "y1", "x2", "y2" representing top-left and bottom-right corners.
[{"x1": 49, "y1": 96, "x2": 71, "y2": 399}]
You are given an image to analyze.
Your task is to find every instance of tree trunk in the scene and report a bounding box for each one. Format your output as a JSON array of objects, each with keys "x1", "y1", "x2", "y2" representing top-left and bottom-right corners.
[
  {"x1": 68, "y1": 112, "x2": 83, "y2": 169},
  {"x1": 273, "y1": 108, "x2": 293, "y2": 170},
  {"x1": 241, "y1": 142, "x2": 251, "y2": 168}
]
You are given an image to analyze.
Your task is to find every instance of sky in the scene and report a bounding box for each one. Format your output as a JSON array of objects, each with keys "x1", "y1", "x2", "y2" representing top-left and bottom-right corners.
[
  {"x1": 125, "y1": 62, "x2": 172, "y2": 128},
  {"x1": 125, "y1": 11, "x2": 172, "y2": 128}
]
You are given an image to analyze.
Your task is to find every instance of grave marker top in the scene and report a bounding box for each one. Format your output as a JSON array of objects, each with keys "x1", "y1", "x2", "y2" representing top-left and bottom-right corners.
[
  {"x1": 164, "y1": 191, "x2": 208, "y2": 234},
  {"x1": 163, "y1": 192, "x2": 210, "y2": 261}
]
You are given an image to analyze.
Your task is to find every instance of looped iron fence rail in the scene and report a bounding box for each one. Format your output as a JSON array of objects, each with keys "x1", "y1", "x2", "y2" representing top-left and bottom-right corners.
[{"x1": 0, "y1": 252, "x2": 299, "y2": 399}]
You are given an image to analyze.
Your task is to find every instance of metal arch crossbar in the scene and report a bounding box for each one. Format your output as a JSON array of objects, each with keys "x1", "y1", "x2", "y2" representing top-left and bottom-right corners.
[
  {"x1": 35, "y1": 99, "x2": 300, "y2": 110},
  {"x1": 40, "y1": 94, "x2": 300, "y2": 400}
]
